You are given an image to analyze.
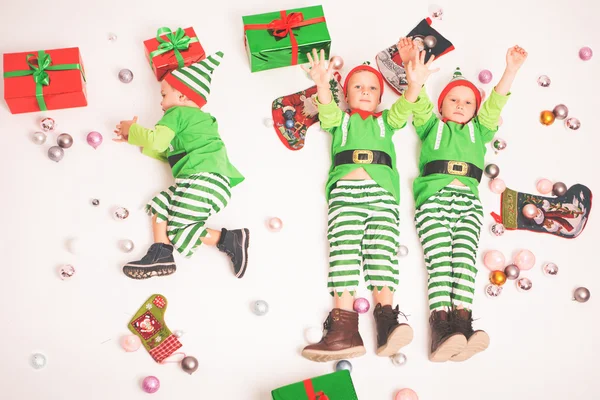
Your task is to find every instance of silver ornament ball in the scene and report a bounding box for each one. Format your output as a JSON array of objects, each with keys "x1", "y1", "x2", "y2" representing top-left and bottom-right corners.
[
  {"x1": 485, "y1": 283, "x2": 502, "y2": 298},
  {"x1": 181, "y1": 356, "x2": 199, "y2": 375},
  {"x1": 57, "y1": 133, "x2": 74, "y2": 149},
  {"x1": 504, "y1": 264, "x2": 521, "y2": 280},
  {"x1": 397, "y1": 245, "x2": 409, "y2": 257},
  {"x1": 252, "y1": 300, "x2": 269, "y2": 316},
  {"x1": 114, "y1": 207, "x2": 130, "y2": 220},
  {"x1": 119, "y1": 239, "x2": 135, "y2": 253},
  {"x1": 91, "y1": 199, "x2": 100, "y2": 206},
  {"x1": 573, "y1": 287, "x2": 591, "y2": 303},
  {"x1": 335, "y1": 360, "x2": 353, "y2": 372},
  {"x1": 390, "y1": 353, "x2": 408, "y2": 366},
  {"x1": 537, "y1": 75, "x2": 551, "y2": 87},
  {"x1": 516, "y1": 278, "x2": 533, "y2": 292},
  {"x1": 118, "y1": 69, "x2": 134, "y2": 84},
  {"x1": 423, "y1": 35, "x2": 437, "y2": 49},
  {"x1": 48, "y1": 146, "x2": 64, "y2": 162},
  {"x1": 490, "y1": 223, "x2": 505, "y2": 237},
  {"x1": 484, "y1": 164, "x2": 500, "y2": 179},
  {"x1": 108, "y1": 32, "x2": 118, "y2": 42},
  {"x1": 565, "y1": 117, "x2": 581, "y2": 131},
  {"x1": 329, "y1": 56, "x2": 344, "y2": 70},
  {"x1": 492, "y1": 138, "x2": 507, "y2": 153},
  {"x1": 543, "y1": 262, "x2": 559, "y2": 276},
  {"x1": 552, "y1": 104, "x2": 569, "y2": 120},
  {"x1": 40, "y1": 117, "x2": 56, "y2": 132},
  {"x1": 58, "y1": 264, "x2": 76, "y2": 280},
  {"x1": 552, "y1": 182, "x2": 567, "y2": 197},
  {"x1": 32, "y1": 131, "x2": 47, "y2": 145},
  {"x1": 31, "y1": 353, "x2": 47, "y2": 369}
]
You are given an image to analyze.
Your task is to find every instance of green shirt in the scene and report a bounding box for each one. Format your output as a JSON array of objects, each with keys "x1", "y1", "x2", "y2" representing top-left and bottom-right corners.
[
  {"x1": 404, "y1": 87, "x2": 510, "y2": 208},
  {"x1": 128, "y1": 106, "x2": 244, "y2": 187},
  {"x1": 316, "y1": 97, "x2": 413, "y2": 203}
]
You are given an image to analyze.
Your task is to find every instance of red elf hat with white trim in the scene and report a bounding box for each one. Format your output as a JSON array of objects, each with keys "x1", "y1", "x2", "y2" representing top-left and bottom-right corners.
[
  {"x1": 343, "y1": 63, "x2": 385, "y2": 101},
  {"x1": 437, "y1": 67, "x2": 481, "y2": 113}
]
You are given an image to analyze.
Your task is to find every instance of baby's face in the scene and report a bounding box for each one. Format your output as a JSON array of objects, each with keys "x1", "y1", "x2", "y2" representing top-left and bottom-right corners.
[
  {"x1": 345, "y1": 71, "x2": 381, "y2": 113},
  {"x1": 441, "y1": 86, "x2": 477, "y2": 124},
  {"x1": 160, "y1": 80, "x2": 183, "y2": 112}
]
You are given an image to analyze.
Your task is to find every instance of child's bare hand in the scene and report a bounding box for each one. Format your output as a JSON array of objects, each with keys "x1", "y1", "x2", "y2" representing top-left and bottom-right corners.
[
  {"x1": 406, "y1": 51, "x2": 439, "y2": 86},
  {"x1": 301, "y1": 48, "x2": 334, "y2": 88},
  {"x1": 113, "y1": 116, "x2": 138, "y2": 143},
  {"x1": 506, "y1": 45, "x2": 528, "y2": 72},
  {"x1": 397, "y1": 37, "x2": 418, "y2": 66}
]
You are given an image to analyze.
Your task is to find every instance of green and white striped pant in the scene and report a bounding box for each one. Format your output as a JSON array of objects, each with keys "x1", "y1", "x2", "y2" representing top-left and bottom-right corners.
[
  {"x1": 146, "y1": 172, "x2": 231, "y2": 257},
  {"x1": 327, "y1": 180, "x2": 400, "y2": 297},
  {"x1": 415, "y1": 186, "x2": 484, "y2": 311}
]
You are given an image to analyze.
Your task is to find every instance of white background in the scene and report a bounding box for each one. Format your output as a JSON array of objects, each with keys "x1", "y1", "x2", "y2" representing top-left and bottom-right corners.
[{"x1": 1, "y1": 0, "x2": 599, "y2": 399}]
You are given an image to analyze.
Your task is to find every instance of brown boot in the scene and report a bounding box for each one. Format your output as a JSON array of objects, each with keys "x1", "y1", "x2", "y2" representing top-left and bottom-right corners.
[
  {"x1": 449, "y1": 309, "x2": 490, "y2": 362},
  {"x1": 429, "y1": 310, "x2": 467, "y2": 362},
  {"x1": 373, "y1": 304, "x2": 414, "y2": 356},
  {"x1": 301, "y1": 308, "x2": 366, "y2": 362}
]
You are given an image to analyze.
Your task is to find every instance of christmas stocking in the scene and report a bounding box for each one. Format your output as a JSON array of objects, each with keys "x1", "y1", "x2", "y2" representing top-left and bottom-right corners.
[
  {"x1": 491, "y1": 184, "x2": 593, "y2": 239},
  {"x1": 272, "y1": 72, "x2": 348, "y2": 151},
  {"x1": 128, "y1": 294, "x2": 182, "y2": 363},
  {"x1": 376, "y1": 18, "x2": 455, "y2": 95}
]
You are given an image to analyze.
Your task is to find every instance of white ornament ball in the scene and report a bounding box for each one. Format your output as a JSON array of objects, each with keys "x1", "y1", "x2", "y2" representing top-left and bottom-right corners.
[
  {"x1": 253, "y1": 300, "x2": 269, "y2": 316},
  {"x1": 390, "y1": 353, "x2": 408, "y2": 366},
  {"x1": 173, "y1": 330, "x2": 184, "y2": 338},
  {"x1": 119, "y1": 239, "x2": 135, "y2": 253},
  {"x1": 263, "y1": 118, "x2": 274, "y2": 127},
  {"x1": 304, "y1": 327, "x2": 323, "y2": 344},
  {"x1": 397, "y1": 245, "x2": 409, "y2": 257},
  {"x1": 31, "y1": 353, "x2": 47, "y2": 369}
]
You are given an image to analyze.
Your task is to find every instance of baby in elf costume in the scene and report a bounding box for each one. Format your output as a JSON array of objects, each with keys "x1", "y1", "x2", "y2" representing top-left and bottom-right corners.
[
  {"x1": 399, "y1": 42, "x2": 528, "y2": 361},
  {"x1": 300, "y1": 44, "x2": 420, "y2": 362},
  {"x1": 113, "y1": 52, "x2": 250, "y2": 280}
]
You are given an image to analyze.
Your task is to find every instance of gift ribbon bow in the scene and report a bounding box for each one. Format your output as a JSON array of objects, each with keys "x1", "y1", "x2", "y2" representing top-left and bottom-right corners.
[
  {"x1": 244, "y1": 11, "x2": 326, "y2": 65},
  {"x1": 302, "y1": 379, "x2": 330, "y2": 400},
  {"x1": 149, "y1": 27, "x2": 199, "y2": 68},
  {"x1": 3, "y1": 50, "x2": 84, "y2": 111}
]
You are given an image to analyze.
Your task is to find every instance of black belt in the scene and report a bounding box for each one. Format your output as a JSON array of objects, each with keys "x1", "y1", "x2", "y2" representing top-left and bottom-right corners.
[
  {"x1": 168, "y1": 152, "x2": 187, "y2": 168},
  {"x1": 423, "y1": 160, "x2": 483, "y2": 182},
  {"x1": 334, "y1": 150, "x2": 392, "y2": 168}
]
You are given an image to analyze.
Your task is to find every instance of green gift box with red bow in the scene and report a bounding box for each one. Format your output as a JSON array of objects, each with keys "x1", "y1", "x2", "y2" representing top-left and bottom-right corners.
[
  {"x1": 144, "y1": 26, "x2": 206, "y2": 81},
  {"x1": 243, "y1": 5, "x2": 331, "y2": 72},
  {"x1": 3, "y1": 47, "x2": 87, "y2": 114},
  {"x1": 271, "y1": 370, "x2": 359, "y2": 400}
]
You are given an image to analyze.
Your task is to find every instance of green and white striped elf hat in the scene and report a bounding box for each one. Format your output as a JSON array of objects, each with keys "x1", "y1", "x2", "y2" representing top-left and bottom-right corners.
[{"x1": 164, "y1": 51, "x2": 224, "y2": 108}]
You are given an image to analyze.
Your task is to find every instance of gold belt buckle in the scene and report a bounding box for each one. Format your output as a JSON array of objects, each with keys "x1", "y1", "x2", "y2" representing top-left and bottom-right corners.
[
  {"x1": 447, "y1": 161, "x2": 468, "y2": 176},
  {"x1": 352, "y1": 150, "x2": 374, "y2": 164}
]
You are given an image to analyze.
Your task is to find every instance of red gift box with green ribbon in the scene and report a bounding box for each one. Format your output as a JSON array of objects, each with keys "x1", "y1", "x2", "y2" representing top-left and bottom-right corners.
[
  {"x1": 144, "y1": 26, "x2": 206, "y2": 81},
  {"x1": 243, "y1": 5, "x2": 331, "y2": 72},
  {"x1": 3, "y1": 47, "x2": 87, "y2": 114},
  {"x1": 271, "y1": 370, "x2": 359, "y2": 400}
]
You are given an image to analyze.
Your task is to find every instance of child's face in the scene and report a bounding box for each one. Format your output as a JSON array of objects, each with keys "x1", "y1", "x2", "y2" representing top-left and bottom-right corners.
[
  {"x1": 345, "y1": 71, "x2": 381, "y2": 112},
  {"x1": 440, "y1": 86, "x2": 477, "y2": 124},
  {"x1": 160, "y1": 80, "x2": 183, "y2": 112}
]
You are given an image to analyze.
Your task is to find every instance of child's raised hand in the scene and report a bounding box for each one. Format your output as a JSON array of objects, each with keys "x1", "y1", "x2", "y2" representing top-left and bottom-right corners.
[
  {"x1": 406, "y1": 51, "x2": 439, "y2": 86},
  {"x1": 506, "y1": 45, "x2": 528, "y2": 72},
  {"x1": 301, "y1": 48, "x2": 333, "y2": 88},
  {"x1": 113, "y1": 116, "x2": 138, "y2": 143},
  {"x1": 397, "y1": 37, "x2": 418, "y2": 66}
]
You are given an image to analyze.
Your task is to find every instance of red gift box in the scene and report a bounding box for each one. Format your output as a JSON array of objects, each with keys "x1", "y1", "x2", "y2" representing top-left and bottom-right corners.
[
  {"x1": 144, "y1": 27, "x2": 206, "y2": 81},
  {"x1": 3, "y1": 47, "x2": 87, "y2": 114}
]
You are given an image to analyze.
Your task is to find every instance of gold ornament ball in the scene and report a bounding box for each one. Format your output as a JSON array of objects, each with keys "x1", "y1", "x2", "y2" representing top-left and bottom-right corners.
[
  {"x1": 540, "y1": 110, "x2": 555, "y2": 126},
  {"x1": 490, "y1": 270, "x2": 507, "y2": 286}
]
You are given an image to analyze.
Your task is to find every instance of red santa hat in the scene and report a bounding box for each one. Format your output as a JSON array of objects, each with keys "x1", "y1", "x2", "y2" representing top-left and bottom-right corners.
[
  {"x1": 437, "y1": 67, "x2": 481, "y2": 113},
  {"x1": 343, "y1": 63, "x2": 385, "y2": 101}
]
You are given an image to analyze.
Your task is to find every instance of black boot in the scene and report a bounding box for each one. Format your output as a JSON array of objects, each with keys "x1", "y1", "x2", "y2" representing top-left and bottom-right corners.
[
  {"x1": 122, "y1": 243, "x2": 176, "y2": 280},
  {"x1": 429, "y1": 310, "x2": 467, "y2": 362},
  {"x1": 373, "y1": 304, "x2": 414, "y2": 356},
  {"x1": 216, "y1": 228, "x2": 250, "y2": 278},
  {"x1": 449, "y1": 309, "x2": 490, "y2": 362}
]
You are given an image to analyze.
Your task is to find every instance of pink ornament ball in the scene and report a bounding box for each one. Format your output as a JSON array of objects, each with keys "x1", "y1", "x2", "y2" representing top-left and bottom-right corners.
[
  {"x1": 121, "y1": 335, "x2": 142, "y2": 352},
  {"x1": 353, "y1": 297, "x2": 370, "y2": 314},
  {"x1": 536, "y1": 179, "x2": 553, "y2": 194},
  {"x1": 484, "y1": 250, "x2": 506, "y2": 271},
  {"x1": 522, "y1": 204, "x2": 538, "y2": 219},
  {"x1": 478, "y1": 69, "x2": 493, "y2": 84},
  {"x1": 489, "y1": 178, "x2": 506, "y2": 194},
  {"x1": 395, "y1": 388, "x2": 419, "y2": 400},
  {"x1": 267, "y1": 217, "x2": 283, "y2": 232},
  {"x1": 579, "y1": 46, "x2": 593, "y2": 61},
  {"x1": 514, "y1": 249, "x2": 536, "y2": 271},
  {"x1": 142, "y1": 376, "x2": 160, "y2": 394},
  {"x1": 87, "y1": 131, "x2": 103, "y2": 149}
]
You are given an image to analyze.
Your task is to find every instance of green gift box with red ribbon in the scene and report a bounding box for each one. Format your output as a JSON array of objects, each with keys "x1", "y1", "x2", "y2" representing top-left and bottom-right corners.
[
  {"x1": 144, "y1": 26, "x2": 206, "y2": 81},
  {"x1": 271, "y1": 370, "x2": 358, "y2": 400},
  {"x1": 3, "y1": 47, "x2": 87, "y2": 114},
  {"x1": 243, "y1": 5, "x2": 331, "y2": 73}
]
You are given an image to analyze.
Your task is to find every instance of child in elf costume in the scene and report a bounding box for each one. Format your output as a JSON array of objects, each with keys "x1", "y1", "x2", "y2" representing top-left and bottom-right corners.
[
  {"x1": 113, "y1": 52, "x2": 250, "y2": 280},
  {"x1": 399, "y1": 44, "x2": 528, "y2": 361},
  {"x1": 300, "y1": 43, "x2": 419, "y2": 362}
]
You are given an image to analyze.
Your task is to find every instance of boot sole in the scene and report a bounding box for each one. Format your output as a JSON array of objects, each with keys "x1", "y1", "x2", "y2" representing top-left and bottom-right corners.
[
  {"x1": 450, "y1": 331, "x2": 490, "y2": 362},
  {"x1": 123, "y1": 263, "x2": 176, "y2": 280},
  {"x1": 301, "y1": 346, "x2": 366, "y2": 362},
  {"x1": 376, "y1": 324, "x2": 414, "y2": 356},
  {"x1": 429, "y1": 333, "x2": 467, "y2": 362},
  {"x1": 235, "y1": 229, "x2": 250, "y2": 279}
]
